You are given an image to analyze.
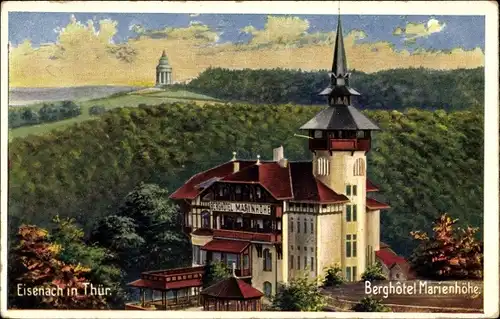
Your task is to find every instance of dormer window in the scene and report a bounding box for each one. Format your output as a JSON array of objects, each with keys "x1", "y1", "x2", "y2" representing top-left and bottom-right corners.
[
  {"x1": 314, "y1": 130, "x2": 323, "y2": 139},
  {"x1": 235, "y1": 186, "x2": 241, "y2": 194},
  {"x1": 256, "y1": 187, "x2": 262, "y2": 199}
]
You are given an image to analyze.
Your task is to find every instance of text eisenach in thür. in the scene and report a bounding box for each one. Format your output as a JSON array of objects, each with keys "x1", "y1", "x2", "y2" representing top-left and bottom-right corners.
[{"x1": 17, "y1": 283, "x2": 111, "y2": 297}]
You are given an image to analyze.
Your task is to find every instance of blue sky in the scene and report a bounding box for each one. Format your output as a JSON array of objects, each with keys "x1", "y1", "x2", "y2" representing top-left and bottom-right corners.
[{"x1": 9, "y1": 12, "x2": 485, "y2": 51}]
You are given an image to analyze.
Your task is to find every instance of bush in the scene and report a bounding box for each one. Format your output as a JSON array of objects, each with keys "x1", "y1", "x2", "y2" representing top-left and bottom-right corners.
[
  {"x1": 361, "y1": 262, "x2": 387, "y2": 282},
  {"x1": 271, "y1": 275, "x2": 326, "y2": 311},
  {"x1": 89, "y1": 105, "x2": 107, "y2": 115},
  {"x1": 351, "y1": 296, "x2": 391, "y2": 312},
  {"x1": 323, "y1": 264, "x2": 345, "y2": 287}
]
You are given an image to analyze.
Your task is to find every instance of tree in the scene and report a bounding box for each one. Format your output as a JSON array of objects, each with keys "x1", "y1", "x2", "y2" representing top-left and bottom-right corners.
[
  {"x1": 91, "y1": 183, "x2": 191, "y2": 279},
  {"x1": 202, "y1": 261, "x2": 231, "y2": 288},
  {"x1": 60, "y1": 100, "x2": 81, "y2": 118},
  {"x1": 20, "y1": 109, "x2": 40, "y2": 124},
  {"x1": 322, "y1": 264, "x2": 345, "y2": 287},
  {"x1": 409, "y1": 213, "x2": 483, "y2": 279},
  {"x1": 89, "y1": 105, "x2": 107, "y2": 116},
  {"x1": 50, "y1": 216, "x2": 125, "y2": 308},
  {"x1": 351, "y1": 296, "x2": 391, "y2": 312},
  {"x1": 361, "y1": 262, "x2": 387, "y2": 282},
  {"x1": 9, "y1": 225, "x2": 108, "y2": 309},
  {"x1": 271, "y1": 275, "x2": 326, "y2": 311}
]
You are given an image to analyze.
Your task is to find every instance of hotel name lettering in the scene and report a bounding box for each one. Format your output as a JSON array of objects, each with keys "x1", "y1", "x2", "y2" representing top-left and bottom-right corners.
[{"x1": 207, "y1": 201, "x2": 272, "y2": 215}]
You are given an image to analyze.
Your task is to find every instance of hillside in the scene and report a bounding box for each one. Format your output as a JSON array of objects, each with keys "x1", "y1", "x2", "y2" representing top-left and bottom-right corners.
[
  {"x1": 179, "y1": 67, "x2": 484, "y2": 110},
  {"x1": 8, "y1": 102, "x2": 483, "y2": 256},
  {"x1": 8, "y1": 88, "x2": 218, "y2": 139}
]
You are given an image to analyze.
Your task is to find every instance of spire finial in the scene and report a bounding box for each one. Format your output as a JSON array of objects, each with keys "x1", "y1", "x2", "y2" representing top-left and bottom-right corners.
[{"x1": 232, "y1": 151, "x2": 237, "y2": 161}]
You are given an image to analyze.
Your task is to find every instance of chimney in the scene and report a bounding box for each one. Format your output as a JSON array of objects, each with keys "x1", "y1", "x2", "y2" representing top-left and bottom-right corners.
[
  {"x1": 232, "y1": 151, "x2": 239, "y2": 173},
  {"x1": 256, "y1": 155, "x2": 261, "y2": 165},
  {"x1": 273, "y1": 145, "x2": 284, "y2": 162},
  {"x1": 279, "y1": 158, "x2": 288, "y2": 168}
]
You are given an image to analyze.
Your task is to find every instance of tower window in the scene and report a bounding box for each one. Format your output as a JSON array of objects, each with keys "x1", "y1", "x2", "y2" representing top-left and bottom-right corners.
[
  {"x1": 352, "y1": 205, "x2": 357, "y2": 221},
  {"x1": 346, "y1": 185, "x2": 352, "y2": 196},
  {"x1": 346, "y1": 234, "x2": 357, "y2": 258},
  {"x1": 290, "y1": 217, "x2": 294, "y2": 232},
  {"x1": 317, "y1": 157, "x2": 330, "y2": 176},
  {"x1": 352, "y1": 185, "x2": 358, "y2": 196},
  {"x1": 263, "y1": 249, "x2": 272, "y2": 271},
  {"x1": 290, "y1": 255, "x2": 294, "y2": 269},
  {"x1": 353, "y1": 158, "x2": 366, "y2": 176},
  {"x1": 346, "y1": 205, "x2": 352, "y2": 222},
  {"x1": 310, "y1": 257, "x2": 314, "y2": 271},
  {"x1": 314, "y1": 130, "x2": 323, "y2": 138}
]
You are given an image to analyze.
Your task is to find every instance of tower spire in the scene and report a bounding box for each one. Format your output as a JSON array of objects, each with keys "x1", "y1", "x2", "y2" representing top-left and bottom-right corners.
[{"x1": 332, "y1": 14, "x2": 348, "y2": 82}]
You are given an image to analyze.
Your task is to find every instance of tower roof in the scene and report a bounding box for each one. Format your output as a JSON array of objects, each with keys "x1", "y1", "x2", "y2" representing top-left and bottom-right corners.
[
  {"x1": 200, "y1": 276, "x2": 263, "y2": 300},
  {"x1": 300, "y1": 104, "x2": 380, "y2": 130},
  {"x1": 332, "y1": 14, "x2": 348, "y2": 78}
]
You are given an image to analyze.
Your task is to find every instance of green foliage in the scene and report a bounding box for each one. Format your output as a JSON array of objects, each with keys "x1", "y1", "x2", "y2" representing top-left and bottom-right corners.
[
  {"x1": 271, "y1": 275, "x2": 326, "y2": 311},
  {"x1": 322, "y1": 264, "x2": 345, "y2": 287},
  {"x1": 181, "y1": 67, "x2": 483, "y2": 110},
  {"x1": 202, "y1": 261, "x2": 232, "y2": 288},
  {"x1": 351, "y1": 296, "x2": 391, "y2": 312},
  {"x1": 409, "y1": 213, "x2": 483, "y2": 280},
  {"x1": 9, "y1": 100, "x2": 81, "y2": 129},
  {"x1": 49, "y1": 215, "x2": 124, "y2": 308},
  {"x1": 89, "y1": 105, "x2": 107, "y2": 115},
  {"x1": 361, "y1": 262, "x2": 387, "y2": 282},
  {"x1": 90, "y1": 183, "x2": 191, "y2": 280},
  {"x1": 9, "y1": 224, "x2": 108, "y2": 309},
  {"x1": 8, "y1": 103, "x2": 483, "y2": 259}
]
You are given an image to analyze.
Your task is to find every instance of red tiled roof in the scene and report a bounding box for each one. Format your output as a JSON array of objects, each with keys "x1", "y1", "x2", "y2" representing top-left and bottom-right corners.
[
  {"x1": 366, "y1": 179, "x2": 379, "y2": 192},
  {"x1": 290, "y1": 162, "x2": 349, "y2": 203},
  {"x1": 366, "y1": 198, "x2": 390, "y2": 210},
  {"x1": 169, "y1": 160, "x2": 256, "y2": 200},
  {"x1": 375, "y1": 249, "x2": 407, "y2": 268},
  {"x1": 128, "y1": 278, "x2": 202, "y2": 290},
  {"x1": 201, "y1": 276, "x2": 263, "y2": 300},
  {"x1": 201, "y1": 239, "x2": 250, "y2": 253},
  {"x1": 222, "y1": 162, "x2": 293, "y2": 199}
]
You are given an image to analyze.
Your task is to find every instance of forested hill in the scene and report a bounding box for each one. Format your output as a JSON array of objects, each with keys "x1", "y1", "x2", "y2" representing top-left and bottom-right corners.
[
  {"x1": 8, "y1": 103, "x2": 483, "y2": 256},
  {"x1": 177, "y1": 67, "x2": 483, "y2": 110}
]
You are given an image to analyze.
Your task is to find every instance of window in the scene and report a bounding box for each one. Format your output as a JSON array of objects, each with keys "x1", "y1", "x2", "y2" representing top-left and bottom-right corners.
[
  {"x1": 297, "y1": 246, "x2": 300, "y2": 251},
  {"x1": 304, "y1": 246, "x2": 307, "y2": 252},
  {"x1": 352, "y1": 185, "x2": 358, "y2": 196},
  {"x1": 353, "y1": 266, "x2": 357, "y2": 281},
  {"x1": 201, "y1": 211, "x2": 210, "y2": 228},
  {"x1": 297, "y1": 220, "x2": 300, "y2": 233},
  {"x1": 352, "y1": 205, "x2": 357, "y2": 222},
  {"x1": 290, "y1": 245, "x2": 294, "y2": 251},
  {"x1": 310, "y1": 247, "x2": 314, "y2": 252},
  {"x1": 243, "y1": 255, "x2": 249, "y2": 269},
  {"x1": 356, "y1": 131, "x2": 365, "y2": 138},
  {"x1": 201, "y1": 249, "x2": 207, "y2": 265},
  {"x1": 346, "y1": 234, "x2": 357, "y2": 258},
  {"x1": 290, "y1": 218, "x2": 294, "y2": 232},
  {"x1": 310, "y1": 257, "x2": 314, "y2": 271},
  {"x1": 317, "y1": 157, "x2": 330, "y2": 176},
  {"x1": 235, "y1": 186, "x2": 241, "y2": 194},
  {"x1": 314, "y1": 130, "x2": 323, "y2": 138},
  {"x1": 297, "y1": 256, "x2": 301, "y2": 270},
  {"x1": 346, "y1": 185, "x2": 351, "y2": 196},
  {"x1": 353, "y1": 158, "x2": 365, "y2": 176},
  {"x1": 290, "y1": 255, "x2": 294, "y2": 269},
  {"x1": 304, "y1": 256, "x2": 307, "y2": 270},
  {"x1": 256, "y1": 245, "x2": 263, "y2": 258},
  {"x1": 263, "y1": 249, "x2": 272, "y2": 271},
  {"x1": 310, "y1": 220, "x2": 314, "y2": 234},
  {"x1": 256, "y1": 187, "x2": 262, "y2": 199},
  {"x1": 304, "y1": 220, "x2": 307, "y2": 233},
  {"x1": 192, "y1": 245, "x2": 200, "y2": 265},
  {"x1": 263, "y1": 282, "x2": 272, "y2": 298},
  {"x1": 346, "y1": 267, "x2": 352, "y2": 281},
  {"x1": 346, "y1": 205, "x2": 352, "y2": 222}
]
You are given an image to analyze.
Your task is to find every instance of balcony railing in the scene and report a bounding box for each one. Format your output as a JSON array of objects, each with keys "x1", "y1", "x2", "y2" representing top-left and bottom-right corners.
[
  {"x1": 330, "y1": 138, "x2": 371, "y2": 151},
  {"x1": 213, "y1": 229, "x2": 282, "y2": 243}
]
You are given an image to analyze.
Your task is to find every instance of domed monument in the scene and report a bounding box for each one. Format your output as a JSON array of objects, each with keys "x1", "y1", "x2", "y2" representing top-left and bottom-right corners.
[{"x1": 156, "y1": 50, "x2": 172, "y2": 86}]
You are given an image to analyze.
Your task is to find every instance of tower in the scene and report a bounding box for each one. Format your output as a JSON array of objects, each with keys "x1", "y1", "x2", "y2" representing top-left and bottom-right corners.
[
  {"x1": 299, "y1": 14, "x2": 380, "y2": 280},
  {"x1": 156, "y1": 50, "x2": 172, "y2": 86}
]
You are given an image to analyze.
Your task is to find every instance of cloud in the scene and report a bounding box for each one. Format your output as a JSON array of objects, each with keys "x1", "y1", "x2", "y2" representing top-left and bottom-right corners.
[
  {"x1": 393, "y1": 18, "x2": 446, "y2": 43},
  {"x1": 189, "y1": 13, "x2": 200, "y2": 17},
  {"x1": 131, "y1": 22, "x2": 218, "y2": 43}
]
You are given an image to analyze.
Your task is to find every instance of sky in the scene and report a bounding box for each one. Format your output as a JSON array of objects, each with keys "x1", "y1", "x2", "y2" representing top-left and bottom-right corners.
[{"x1": 8, "y1": 12, "x2": 485, "y2": 52}]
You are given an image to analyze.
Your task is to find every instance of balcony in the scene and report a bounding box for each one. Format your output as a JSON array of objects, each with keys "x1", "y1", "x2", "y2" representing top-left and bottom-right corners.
[
  {"x1": 330, "y1": 138, "x2": 371, "y2": 152},
  {"x1": 213, "y1": 229, "x2": 282, "y2": 243}
]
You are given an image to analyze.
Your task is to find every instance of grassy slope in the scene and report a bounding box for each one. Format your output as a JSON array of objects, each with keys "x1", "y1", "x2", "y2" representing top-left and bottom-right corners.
[{"x1": 8, "y1": 89, "x2": 218, "y2": 139}]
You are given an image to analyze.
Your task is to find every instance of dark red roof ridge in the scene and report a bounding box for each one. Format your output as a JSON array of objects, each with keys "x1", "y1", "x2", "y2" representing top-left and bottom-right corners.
[{"x1": 201, "y1": 276, "x2": 263, "y2": 300}]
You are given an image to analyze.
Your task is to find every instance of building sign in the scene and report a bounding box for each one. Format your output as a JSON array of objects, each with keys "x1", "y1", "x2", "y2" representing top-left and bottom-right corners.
[{"x1": 207, "y1": 201, "x2": 271, "y2": 215}]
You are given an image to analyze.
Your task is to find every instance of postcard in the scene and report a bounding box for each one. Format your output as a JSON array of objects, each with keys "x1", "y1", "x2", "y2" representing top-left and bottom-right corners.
[{"x1": 1, "y1": 1, "x2": 498, "y2": 318}]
